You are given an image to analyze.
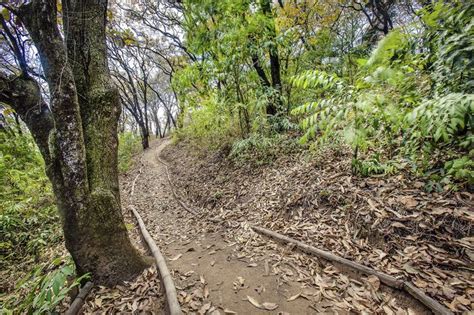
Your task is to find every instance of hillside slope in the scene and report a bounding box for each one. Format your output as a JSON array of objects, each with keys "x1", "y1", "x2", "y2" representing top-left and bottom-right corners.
[{"x1": 162, "y1": 140, "x2": 473, "y2": 313}]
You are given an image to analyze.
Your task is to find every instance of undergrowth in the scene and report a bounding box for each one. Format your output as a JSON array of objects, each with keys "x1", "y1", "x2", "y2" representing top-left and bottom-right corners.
[
  {"x1": 0, "y1": 131, "x2": 60, "y2": 265},
  {"x1": 291, "y1": 3, "x2": 473, "y2": 187},
  {"x1": 1, "y1": 257, "x2": 88, "y2": 314},
  {"x1": 118, "y1": 132, "x2": 142, "y2": 172},
  {"x1": 0, "y1": 130, "x2": 137, "y2": 312},
  {"x1": 170, "y1": 2, "x2": 472, "y2": 189},
  {"x1": 173, "y1": 93, "x2": 240, "y2": 151},
  {"x1": 230, "y1": 134, "x2": 302, "y2": 166}
]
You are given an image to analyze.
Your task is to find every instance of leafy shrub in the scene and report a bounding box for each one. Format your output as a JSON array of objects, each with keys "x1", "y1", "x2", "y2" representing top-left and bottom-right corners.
[
  {"x1": 424, "y1": 2, "x2": 474, "y2": 94},
  {"x1": 174, "y1": 93, "x2": 240, "y2": 151},
  {"x1": 230, "y1": 134, "x2": 301, "y2": 165},
  {"x1": 292, "y1": 3, "x2": 473, "y2": 185},
  {"x1": 118, "y1": 132, "x2": 142, "y2": 172},
  {"x1": 0, "y1": 131, "x2": 60, "y2": 265},
  {"x1": 0, "y1": 129, "x2": 85, "y2": 314},
  {"x1": 2, "y1": 257, "x2": 89, "y2": 314}
]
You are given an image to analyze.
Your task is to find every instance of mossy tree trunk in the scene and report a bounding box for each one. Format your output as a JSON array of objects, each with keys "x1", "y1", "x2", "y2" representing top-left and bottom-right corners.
[{"x1": 17, "y1": 0, "x2": 147, "y2": 285}]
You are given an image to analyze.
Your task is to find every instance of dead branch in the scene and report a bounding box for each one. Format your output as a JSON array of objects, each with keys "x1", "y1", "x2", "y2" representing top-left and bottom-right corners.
[
  {"x1": 251, "y1": 225, "x2": 452, "y2": 315},
  {"x1": 65, "y1": 282, "x2": 93, "y2": 315},
  {"x1": 131, "y1": 205, "x2": 182, "y2": 315}
]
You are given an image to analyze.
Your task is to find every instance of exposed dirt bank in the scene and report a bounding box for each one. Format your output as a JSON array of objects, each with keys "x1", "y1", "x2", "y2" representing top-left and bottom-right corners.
[{"x1": 161, "y1": 140, "x2": 473, "y2": 313}]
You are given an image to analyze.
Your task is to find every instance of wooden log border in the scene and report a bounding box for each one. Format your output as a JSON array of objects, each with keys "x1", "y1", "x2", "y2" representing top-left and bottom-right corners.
[
  {"x1": 131, "y1": 205, "x2": 182, "y2": 315},
  {"x1": 156, "y1": 155, "x2": 199, "y2": 216},
  {"x1": 251, "y1": 225, "x2": 452, "y2": 315},
  {"x1": 65, "y1": 281, "x2": 93, "y2": 315}
]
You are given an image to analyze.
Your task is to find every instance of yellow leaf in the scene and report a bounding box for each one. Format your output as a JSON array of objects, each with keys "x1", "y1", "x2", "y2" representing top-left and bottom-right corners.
[{"x1": 1, "y1": 8, "x2": 10, "y2": 21}]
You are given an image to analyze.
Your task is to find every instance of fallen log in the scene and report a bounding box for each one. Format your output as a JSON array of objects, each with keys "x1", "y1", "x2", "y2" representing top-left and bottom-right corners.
[
  {"x1": 131, "y1": 205, "x2": 182, "y2": 315},
  {"x1": 404, "y1": 282, "x2": 452, "y2": 315},
  {"x1": 65, "y1": 281, "x2": 93, "y2": 315},
  {"x1": 251, "y1": 225, "x2": 452, "y2": 315}
]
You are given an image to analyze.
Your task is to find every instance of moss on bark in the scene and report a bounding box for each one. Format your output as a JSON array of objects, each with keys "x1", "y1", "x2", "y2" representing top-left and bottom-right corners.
[{"x1": 15, "y1": 0, "x2": 148, "y2": 286}]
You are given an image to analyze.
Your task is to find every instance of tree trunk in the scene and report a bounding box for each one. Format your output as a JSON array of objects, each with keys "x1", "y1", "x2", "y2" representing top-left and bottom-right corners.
[
  {"x1": 139, "y1": 122, "x2": 150, "y2": 149},
  {"x1": 261, "y1": 0, "x2": 283, "y2": 116},
  {"x1": 19, "y1": 0, "x2": 147, "y2": 286}
]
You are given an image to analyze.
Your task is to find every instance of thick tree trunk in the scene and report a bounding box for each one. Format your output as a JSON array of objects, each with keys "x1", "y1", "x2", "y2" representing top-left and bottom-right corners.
[
  {"x1": 19, "y1": 0, "x2": 147, "y2": 286},
  {"x1": 0, "y1": 74, "x2": 65, "y2": 212}
]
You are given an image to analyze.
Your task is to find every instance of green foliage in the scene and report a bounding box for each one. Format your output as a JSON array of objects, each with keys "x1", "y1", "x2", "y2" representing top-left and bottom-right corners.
[
  {"x1": 426, "y1": 2, "x2": 474, "y2": 93},
  {"x1": 0, "y1": 129, "x2": 87, "y2": 313},
  {"x1": 2, "y1": 257, "x2": 89, "y2": 314},
  {"x1": 230, "y1": 134, "x2": 301, "y2": 165},
  {"x1": 173, "y1": 0, "x2": 472, "y2": 186},
  {"x1": 366, "y1": 30, "x2": 406, "y2": 68},
  {"x1": 174, "y1": 0, "x2": 300, "y2": 148},
  {"x1": 0, "y1": 131, "x2": 60, "y2": 264},
  {"x1": 292, "y1": 3, "x2": 473, "y2": 184},
  {"x1": 291, "y1": 70, "x2": 350, "y2": 144},
  {"x1": 118, "y1": 132, "x2": 141, "y2": 172},
  {"x1": 174, "y1": 93, "x2": 239, "y2": 150}
]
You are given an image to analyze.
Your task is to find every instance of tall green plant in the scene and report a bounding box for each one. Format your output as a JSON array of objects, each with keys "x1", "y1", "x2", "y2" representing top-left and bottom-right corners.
[{"x1": 292, "y1": 7, "x2": 473, "y2": 184}]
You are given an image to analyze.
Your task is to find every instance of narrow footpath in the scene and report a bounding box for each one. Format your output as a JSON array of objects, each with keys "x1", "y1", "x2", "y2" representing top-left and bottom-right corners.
[{"x1": 126, "y1": 140, "x2": 429, "y2": 314}]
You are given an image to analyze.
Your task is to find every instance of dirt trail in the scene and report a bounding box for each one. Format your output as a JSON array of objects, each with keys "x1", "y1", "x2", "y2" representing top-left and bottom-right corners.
[{"x1": 130, "y1": 140, "x2": 428, "y2": 314}]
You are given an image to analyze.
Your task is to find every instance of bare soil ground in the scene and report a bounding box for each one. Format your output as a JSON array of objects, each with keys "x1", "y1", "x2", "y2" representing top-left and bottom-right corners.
[
  {"x1": 82, "y1": 138, "x2": 472, "y2": 314},
  {"x1": 161, "y1": 139, "x2": 473, "y2": 314},
  {"x1": 122, "y1": 140, "x2": 426, "y2": 314}
]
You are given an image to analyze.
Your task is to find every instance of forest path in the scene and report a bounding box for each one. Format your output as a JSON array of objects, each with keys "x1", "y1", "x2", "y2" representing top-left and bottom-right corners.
[
  {"x1": 132, "y1": 140, "x2": 313, "y2": 314},
  {"x1": 130, "y1": 139, "x2": 429, "y2": 314}
]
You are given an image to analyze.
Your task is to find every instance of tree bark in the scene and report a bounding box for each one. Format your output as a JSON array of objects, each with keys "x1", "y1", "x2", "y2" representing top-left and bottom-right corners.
[
  {"x1": 261, "y1": 0, "x2": 283, "y2": 116},
  {"x1": 18, "y1": 0, "x2": 147, "y2": 286}
]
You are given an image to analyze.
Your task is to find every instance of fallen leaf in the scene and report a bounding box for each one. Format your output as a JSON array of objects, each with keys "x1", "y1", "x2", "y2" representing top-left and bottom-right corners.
[
  {"x1": 264, "y1": 260, "x2": 269, "y2": 276},
  {"x1": 199, "y1": 302, "x2": 211, "y2": 315},
  {"x1": 400, "y1": 196, "x2": 418, "y2": 208},
  {"x1": 189, "y1": 300, "x2": 200, "y2": 310},
  {"x1": 95, "y1": 298, "x2": 102, "y2": 307},
  {"x1": 169, "y1": 254, "x2": 182, "y2": 261},
  {"x1": 403, "y1": 264, "x2": 418, "y2": 275},
  {"x1": 184, "y1": 271, "x2": 194, "y2": 277},
  {"x1": 391, "y1": 222, "x2": 407, "y2": 229},
  {"x1": 247, "y1": 295, "x2": 262, "y2": 309},
  {"x1": 456, "y1": 295, "x2": 470, "y2": 306},
  {"x1": 383, "y1": 305, "x2": 395, "y2": 315},
  {"x1": 262, "y1": 302, "x2": 279, "y2": 310},
  {"x1": 287, "y1": 292, "x2": 301, "y2": 301},
  {"x1": 413, "y1": 181, "x2": 424, "y2": 188},
  {"x1": 366, "y1": 275, "x2": 380, "y2": 291}
]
